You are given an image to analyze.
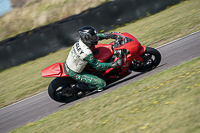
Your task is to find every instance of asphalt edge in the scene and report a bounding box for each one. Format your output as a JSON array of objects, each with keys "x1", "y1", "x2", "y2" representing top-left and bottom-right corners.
[{"x1": 156, "y1": 30, "x2": 200, "y2": 49}]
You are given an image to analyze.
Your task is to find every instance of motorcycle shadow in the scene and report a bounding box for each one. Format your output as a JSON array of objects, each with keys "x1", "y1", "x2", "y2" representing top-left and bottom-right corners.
[
  {"x1": 58, "y1": 63, "x2": 167, "y2": 107},
  {"x1": 104, "y1": 72, "x2": 145, "y2": 91},
  {"x1": 58, "y1": 72, "x2": 145, "y2": 107},
  {"x1": 101, "y1": 63, "x2": 167, "y2": 91},
  {"x1": 86, "y1": 72, "x2": 146, "y2": 96}
]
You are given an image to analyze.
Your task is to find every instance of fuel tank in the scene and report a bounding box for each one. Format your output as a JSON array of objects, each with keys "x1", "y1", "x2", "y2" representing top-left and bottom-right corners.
[{"x1": 92, "y1": 44, "x2": 113, "y2": 62}]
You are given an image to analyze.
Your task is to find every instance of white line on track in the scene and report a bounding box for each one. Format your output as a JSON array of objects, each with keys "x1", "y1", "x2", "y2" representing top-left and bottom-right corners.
[
  {"x1": 0, "y1": 91, "x2": 47, "y2": 111},
  {"x1": 156, "y1": 30, "x2": 200, "y2": 49}
]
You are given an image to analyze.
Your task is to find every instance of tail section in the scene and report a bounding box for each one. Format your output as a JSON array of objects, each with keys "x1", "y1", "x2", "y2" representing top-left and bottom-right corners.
[{"x1": 41, "y1": 62, "x2": 69, "y2": 77}]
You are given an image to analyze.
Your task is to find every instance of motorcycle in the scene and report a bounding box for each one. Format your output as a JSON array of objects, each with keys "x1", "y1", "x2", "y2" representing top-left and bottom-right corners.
[{"x1": 41, "y1": 32, "x2": 161, "y2": 103}]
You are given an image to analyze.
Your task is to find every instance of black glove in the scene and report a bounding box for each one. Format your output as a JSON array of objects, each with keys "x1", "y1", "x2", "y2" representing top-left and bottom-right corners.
[
  {"x1": 104, "y1": 33, "x2": 117, "y2": 39},
  {"x1": 111, "y1": 59, "x2": 122, "y2": 68}
]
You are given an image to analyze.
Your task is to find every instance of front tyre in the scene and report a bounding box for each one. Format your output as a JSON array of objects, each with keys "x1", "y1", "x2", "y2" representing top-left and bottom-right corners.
[
  {"x1": 48, "y1": 77, "x2": 78, "y2": 103},
  {"x1": 130, "y1": 47, "x2": 161, "y2": 72}
]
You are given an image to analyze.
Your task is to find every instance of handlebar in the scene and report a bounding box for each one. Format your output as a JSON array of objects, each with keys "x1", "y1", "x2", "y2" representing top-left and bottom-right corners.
[{"x1": 112, "y1": 49, "x2": 129, "y2": 67}]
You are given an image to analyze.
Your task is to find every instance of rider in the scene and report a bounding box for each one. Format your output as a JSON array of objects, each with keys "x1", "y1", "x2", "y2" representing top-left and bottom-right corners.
[{"x1": 65, "y1": 26, "x2": 122, "y2": 93}]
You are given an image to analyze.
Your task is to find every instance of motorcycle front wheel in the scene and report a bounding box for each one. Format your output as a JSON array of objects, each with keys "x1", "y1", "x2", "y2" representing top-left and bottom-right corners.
[
  {"x1": 129, "y1": 47, "x2": 161, "y2": 72},
  {"x1": 48, "y1": 77, "x2": 78, "y2": 103}
]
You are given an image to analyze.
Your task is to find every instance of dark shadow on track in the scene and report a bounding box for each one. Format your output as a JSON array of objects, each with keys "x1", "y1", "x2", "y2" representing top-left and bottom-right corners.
[
  {"x1": 155, "y1": 63, "x2": 167, "y2": 69},
  {"x1": 104, "y1": 63, "x2": 167, "y2": 90},
  {"x1": 105, "y1": 72, "x2": 145, "y2": 89},
  {"x1": 58, "y1": 63, "x2": 167, "y2": 107}
]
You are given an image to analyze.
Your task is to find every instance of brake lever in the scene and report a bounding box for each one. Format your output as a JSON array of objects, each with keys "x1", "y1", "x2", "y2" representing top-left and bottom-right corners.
[{"x1": 122, "y1": 52, "x2": 129, "y2": 67}]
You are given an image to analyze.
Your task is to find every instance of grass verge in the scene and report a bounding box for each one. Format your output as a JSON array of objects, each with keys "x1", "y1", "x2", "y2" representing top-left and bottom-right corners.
[
  {"x1": 102, "y1": 0, "x2": 200, "y2": 47},
  {"x1": 0, "y1": 0, "x2": 113, "y2": 41},
  {"x1": 0, "y1": 0, "x2": 200, "y2": 108},
  {"x1": 10, "y1": 57, "x2": 200, "y2": 133}
]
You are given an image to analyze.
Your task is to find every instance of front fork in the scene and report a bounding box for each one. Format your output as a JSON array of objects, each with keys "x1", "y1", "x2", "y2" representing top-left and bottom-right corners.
[{"x1": 103, "y1": 46, "x2": 146, "y2": 78}]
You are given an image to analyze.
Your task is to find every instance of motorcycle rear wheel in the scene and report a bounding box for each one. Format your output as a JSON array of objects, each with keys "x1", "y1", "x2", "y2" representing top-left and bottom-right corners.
[
  {"x1": 48, "y1": 77, "x2": 78, "y2": 103},
  {"x1": 130, "y1": 47, "x2": 161, "y2": 72}
]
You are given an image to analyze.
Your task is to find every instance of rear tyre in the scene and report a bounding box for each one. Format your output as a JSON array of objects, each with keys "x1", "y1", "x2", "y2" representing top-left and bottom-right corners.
[
  {"x1": 48, "y1": 77, "x2": 78, "y2": 103},
  {"x1": 129, "y1": 47, "x2": 161, "y2": 72}
]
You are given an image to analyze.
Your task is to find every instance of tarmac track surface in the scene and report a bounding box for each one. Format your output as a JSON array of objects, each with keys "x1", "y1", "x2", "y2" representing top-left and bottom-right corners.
[{"x1": 0, "y1": 31, "x2": 200, "y2": 133}]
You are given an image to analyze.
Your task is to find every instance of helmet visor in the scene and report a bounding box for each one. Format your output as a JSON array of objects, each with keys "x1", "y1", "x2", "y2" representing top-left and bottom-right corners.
[{"x1": 90, "y1": 35, "x2": 99, "y2": 42}]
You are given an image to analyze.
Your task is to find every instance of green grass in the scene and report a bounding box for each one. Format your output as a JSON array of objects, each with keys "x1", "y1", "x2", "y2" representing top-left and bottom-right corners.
[
  {"x1": 0, "y1": 0, "x2": 113, "y2": 41},
  {"x1": 0, "y1": 48, "x2": 71, "y2": 108},
  {"x1": 106, "y1": 0, "x2": 200, "y2": 47},
  {"x1": 10, "y1": 57, "x2": 200, "y2": 133},
  {"x1": 0, "y1": 0, "x2": 200, "y2": 108}
]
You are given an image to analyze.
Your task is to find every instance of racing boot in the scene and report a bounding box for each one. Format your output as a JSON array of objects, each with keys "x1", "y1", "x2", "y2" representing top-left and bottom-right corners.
[{"x1": 97, "y1": 88, "x2": 104, "y2": 92}]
